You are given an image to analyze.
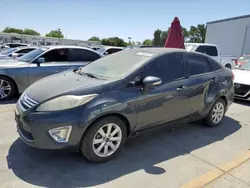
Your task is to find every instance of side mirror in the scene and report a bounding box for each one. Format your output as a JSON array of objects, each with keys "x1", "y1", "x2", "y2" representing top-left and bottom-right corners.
[
  {"x1": 143, "y1": 76, "x2": 162, "y2": 88},
  {"x1": 104, "y1": 52, "x2": 109, "y2": 55},
  {"x1": 11, "y1": 52, "x2": 19, "y2": 58},
  {"x1": 36, "y1": 57, "x2": 45, "y2": 66}
]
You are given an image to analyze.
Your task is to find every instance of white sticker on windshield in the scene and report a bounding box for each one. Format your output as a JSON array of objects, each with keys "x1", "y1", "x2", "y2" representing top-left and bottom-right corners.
[{"x1": 136, "y1": 52, "x2": 154, "y2": 57}]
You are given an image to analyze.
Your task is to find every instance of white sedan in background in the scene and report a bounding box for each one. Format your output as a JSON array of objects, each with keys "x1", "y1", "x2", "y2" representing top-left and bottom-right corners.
[{"x1": 233, "y1": 62, "x2": 250, "y2": 101}]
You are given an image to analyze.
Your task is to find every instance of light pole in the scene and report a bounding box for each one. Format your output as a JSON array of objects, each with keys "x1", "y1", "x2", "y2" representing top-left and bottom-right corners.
[{"x1": 128, "y1": 37, "x2": 132, "y2": 45}]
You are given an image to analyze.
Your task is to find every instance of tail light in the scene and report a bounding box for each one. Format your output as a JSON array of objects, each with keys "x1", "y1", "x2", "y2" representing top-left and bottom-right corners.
[{"x1": 234, "y1": 59, "x2": 238, "y2": 65}]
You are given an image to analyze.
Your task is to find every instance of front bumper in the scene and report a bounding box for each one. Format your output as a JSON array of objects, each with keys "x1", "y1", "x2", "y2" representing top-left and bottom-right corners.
[{"x1": 15, "y1": 104, "x2": 87, "y2": 150}]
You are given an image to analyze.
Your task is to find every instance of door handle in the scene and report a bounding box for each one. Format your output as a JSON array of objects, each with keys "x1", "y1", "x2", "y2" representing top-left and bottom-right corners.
[{"x1": 176, "y1": 86, "x2": 187, "y2": 91}]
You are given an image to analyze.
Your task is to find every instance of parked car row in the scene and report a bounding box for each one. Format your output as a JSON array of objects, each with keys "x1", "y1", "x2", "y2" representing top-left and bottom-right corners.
[
  {"x1": 13, "y1": 48, "x2": 235, "y2": 163},
  {"x1": 0, "y1": 46, "x2": 37, "y2": 59}
]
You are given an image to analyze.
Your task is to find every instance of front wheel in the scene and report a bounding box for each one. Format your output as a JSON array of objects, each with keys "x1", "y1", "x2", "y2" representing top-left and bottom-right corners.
[
  {"x1": 0, "y1": 76, "x2": 17, "y2": 101},
  {"x1": 204, "y1": 98, "x2": 226, "y2": 127},
  {"x1": 80, "y1": 116, "x2": 127, "y2": 163}
]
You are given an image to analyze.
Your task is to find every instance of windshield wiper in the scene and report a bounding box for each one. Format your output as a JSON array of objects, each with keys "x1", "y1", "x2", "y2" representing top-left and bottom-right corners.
[{"x1": 76, "y1": 70, "x2": 107, "y2": 80}]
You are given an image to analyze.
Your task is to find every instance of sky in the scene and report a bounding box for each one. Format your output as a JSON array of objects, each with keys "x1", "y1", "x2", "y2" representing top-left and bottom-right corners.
[{"x1": 0, "y1": 0, "x2": 249, "y2": 42}]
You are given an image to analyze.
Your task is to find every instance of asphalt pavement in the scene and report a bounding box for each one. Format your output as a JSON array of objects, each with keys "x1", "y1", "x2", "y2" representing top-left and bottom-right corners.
[{"x1": 0, "y1": 98, "x2": 250, "y2": 188}]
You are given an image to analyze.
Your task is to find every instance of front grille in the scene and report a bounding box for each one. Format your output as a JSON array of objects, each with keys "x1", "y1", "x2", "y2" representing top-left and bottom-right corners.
[
  {"x1": 19, "y1": 93, "x2": 38, "y2": 111},
  {"x1": 234, "y1": 83, "x2": 250, "y2": 96}
]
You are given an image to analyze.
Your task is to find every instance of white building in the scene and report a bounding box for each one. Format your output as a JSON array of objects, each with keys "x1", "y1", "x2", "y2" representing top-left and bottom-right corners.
[
  {"x1": 205, "y1": 15, "x2": 250, "y2": 57},
  {"x1": 0, "y1": 32, "x2": 101, "y2": 47}
]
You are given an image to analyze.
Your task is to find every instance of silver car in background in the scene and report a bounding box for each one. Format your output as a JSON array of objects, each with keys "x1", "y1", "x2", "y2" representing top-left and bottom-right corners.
[
  {"x1": 0, "y1": 46, "x2": 103, "y2": 100},
  {"x1": 0, "y1": 46, "x2": 37, "y2": 59}
]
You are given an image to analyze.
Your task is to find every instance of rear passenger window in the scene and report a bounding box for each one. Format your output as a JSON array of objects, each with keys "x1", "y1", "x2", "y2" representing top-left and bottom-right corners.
[
  {"x1": 69, "y1": 49, "x2": 101, "y2": 62},
  {"x1": 144, "y1": 53, "x2": 185, "y2": 83},
  {"x1": 196, "y1": 46, "x2": 218, "y2": 56},
  {"x1": 188, "y1": 54, "x2": 212, "y2": 76}
]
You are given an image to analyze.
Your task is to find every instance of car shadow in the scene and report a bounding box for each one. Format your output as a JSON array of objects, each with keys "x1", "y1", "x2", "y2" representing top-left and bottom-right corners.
[
  {"x1": 233, "y1": 99, "x2": 250, "y2": 107},
  {"x1": 7, "y1": 116, "x2": 241, "y2": 188},
  {"x1": 0, "y1": 96, "x2": 19, "y2": 105}
]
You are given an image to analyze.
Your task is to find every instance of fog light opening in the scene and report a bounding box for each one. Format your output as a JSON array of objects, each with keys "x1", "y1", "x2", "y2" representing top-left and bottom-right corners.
[{"x1": 49, "y1": 126, "x2": 72, "y2": 143}]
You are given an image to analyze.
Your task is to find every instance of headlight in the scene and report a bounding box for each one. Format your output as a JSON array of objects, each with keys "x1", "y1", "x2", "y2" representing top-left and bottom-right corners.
[
  {"x1": 36, "y1": 94, "x2": 98, "y2": 111},
  {"x1": 49, "y1": 126, "x2": 72, "y2": 143}
]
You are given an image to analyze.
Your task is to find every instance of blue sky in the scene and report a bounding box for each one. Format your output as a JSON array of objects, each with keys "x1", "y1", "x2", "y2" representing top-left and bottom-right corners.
[{"x1": 0, "y1": 0, "x2": 249, "y2": 42}]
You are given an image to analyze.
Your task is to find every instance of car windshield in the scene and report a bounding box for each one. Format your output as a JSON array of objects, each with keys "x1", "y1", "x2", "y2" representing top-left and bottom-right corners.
[
  {"x1": 18, "y1": 47, "x2": 47, "y2": 62},
  {"x1": 97, "y1": 48, "x2": 108, "y2": 54},
  {"x1": 79, "y1": 50, "x2": 155, "y2": 79},
  {"x1": 238, "y1": 62, "x2": 250, "y2": 71},
  {"x1": 0, "y1": 48, "x2": 17, "y2": 55},
  {"x1": 184, "y1": 44, "x2": 196, "y2": 51}
]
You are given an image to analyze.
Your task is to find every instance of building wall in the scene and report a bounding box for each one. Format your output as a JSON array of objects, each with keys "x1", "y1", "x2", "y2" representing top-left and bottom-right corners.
[
  {"x1": 205, "y1": 15, "x2": 250, "y2": 57},
  {"x1": 0, "y1": 33, "x2": 102, "y2": 47}
]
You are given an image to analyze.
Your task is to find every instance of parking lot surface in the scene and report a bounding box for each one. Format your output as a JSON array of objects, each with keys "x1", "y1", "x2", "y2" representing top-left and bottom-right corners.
[{"x1": 0, "y1": 98, "x2": 250, "y2": 188}]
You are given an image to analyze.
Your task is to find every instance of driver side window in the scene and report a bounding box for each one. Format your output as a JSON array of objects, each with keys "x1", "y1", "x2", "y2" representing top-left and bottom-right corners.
[
  {"x1": 144, "y1": 53, "x2": 185, "y2": 83},
  {"x1": 40, "y1": 49, "x2": 69, "y2": 63}
]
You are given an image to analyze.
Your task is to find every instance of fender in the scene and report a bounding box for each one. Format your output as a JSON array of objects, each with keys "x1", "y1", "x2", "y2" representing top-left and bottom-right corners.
[{"x1": 78, "y1": 91, "x2": 137, "y2": 135}]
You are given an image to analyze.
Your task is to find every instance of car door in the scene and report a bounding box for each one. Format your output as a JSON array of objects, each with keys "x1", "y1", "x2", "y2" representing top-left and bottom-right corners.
[
  {"x1": 187, "y1": 53, "x2": 219, "y2": 116},
  {"x1": 68, "y1": 48, "x2": 102, "y2": 70},
  {"x1": 28, "y1": 48, "x2": 70, "y2": 85},
  {"x1": 135, "y1": 52, "x2": 190, "y2": 131}
]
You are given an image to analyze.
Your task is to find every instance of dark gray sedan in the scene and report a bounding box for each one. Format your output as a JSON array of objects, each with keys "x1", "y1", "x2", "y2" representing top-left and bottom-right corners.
[
  {"x1": 15, "y1": 48, "x2": 234, "y2": 163},
  {"x1": 0, "y1": 46, "x2": 103, "y2": 100}
]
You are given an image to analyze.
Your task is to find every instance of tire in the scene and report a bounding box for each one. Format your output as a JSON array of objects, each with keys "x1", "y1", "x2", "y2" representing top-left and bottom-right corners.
[
  {"x1": 80, "y1": 116, "x2": 127, "y2": 163},
  {"x1": 225, "y1": 64, "x2": 231, "y2": 69},
  {"x1": 0, "y1": 76, "x2": 17, "y2": 101},
  {"x1": 204, "y1": 98, "x2": 226, "y2": 127}
]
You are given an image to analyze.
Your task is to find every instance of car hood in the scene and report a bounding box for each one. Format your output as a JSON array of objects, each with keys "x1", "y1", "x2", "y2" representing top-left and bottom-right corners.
[
  {"x1": 233, "y1": 69, "x2": 250, "y2": 85},
  {"x1": 25, "y1": 70, "x2": 119, "y2": 102},
  {"x1": 0, "y1": 58, "x2": 26, "y2": 68}
]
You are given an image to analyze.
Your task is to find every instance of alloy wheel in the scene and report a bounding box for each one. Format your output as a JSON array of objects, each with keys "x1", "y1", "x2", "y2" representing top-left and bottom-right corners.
[
  {"x1": 0, "y1": 79, "x2": 12, "y2": 99},
  {"x1": 212, "y1": 102, "x2": 224, "y2": 124},
  {"x1": 92, "y1": 123, "x2": 122, "y2": 157}
]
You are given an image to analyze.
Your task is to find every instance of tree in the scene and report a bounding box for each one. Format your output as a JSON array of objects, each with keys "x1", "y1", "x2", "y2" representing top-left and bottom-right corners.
[
  {"x1": 152, "y1": 29, "x2": 162, "y2": 46},
  {"x1": 2, "y1": 27, "x2": 23, "y2": 34},
  {"x1": 23, "y1": 28, "x2": 40, "y2": 36},
  {"x1": 142, "y1": 39, "x2": 153, "y2": 45},
  {"x1": 88, "y1": 36, "x2": 101, "y2": 41},
  {"x1": 160, "y1": 30, "x2": 169, "y2": 46},
  {"x1": 188, "y1": 24, "x2": 206, "y2": 43},
  {"x1": 45, "y1": 29, "x2": 64, "y2": 38},
  {"x1": 101, "y1": 37, "x2": 126, "y2": 47}
]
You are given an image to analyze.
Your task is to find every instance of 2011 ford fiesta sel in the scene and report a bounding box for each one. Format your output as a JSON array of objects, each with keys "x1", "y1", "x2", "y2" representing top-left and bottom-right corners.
[{"x1": 15, "y1": 48, "x2": 234, "y2": 163}]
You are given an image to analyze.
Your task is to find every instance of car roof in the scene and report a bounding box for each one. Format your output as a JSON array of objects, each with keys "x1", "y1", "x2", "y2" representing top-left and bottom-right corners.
[
  {"x1": 16, "y1": 46, "x2": 37, "y2": 50},
  {"x1": 39, "y1": 45, "x2": 103, "y2": 56},
  {"x1": 100, "y1": 46, "x2": 124, "y2": 50},
  {"x1": 184, "y1": 43, "x2": 217, "y2": 47},
  {"x1": 126, "y1": 47, "x2": 186, "y2": 55}
]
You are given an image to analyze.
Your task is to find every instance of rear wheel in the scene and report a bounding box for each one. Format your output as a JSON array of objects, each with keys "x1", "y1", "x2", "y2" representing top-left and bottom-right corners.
[
  {"x1": 80, "y1": 116, "x2": 127, "y2": 163},
  {"x1": 0, "y1": 76, "x2": 17, "y2": 101},
  {"x1": 225, "y1": 64, "x2": 231, "y2": 69},
  {"x1": 204, "y1": 98, "x2": 226, "y2": 127}
]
